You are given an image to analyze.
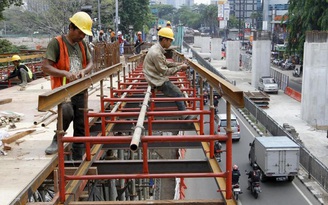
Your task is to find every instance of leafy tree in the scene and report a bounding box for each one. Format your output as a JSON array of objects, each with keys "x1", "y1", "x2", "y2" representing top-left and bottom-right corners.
[
  {"x1": 0, "y1": 38, "x2": 27, "y2": 54},
  {"x1": 89, "y1": 0, "x2": 115, "y2": 31},
  {"x1": 0, "y1": 0, "x2": 23, "y2": 21},
  {"x1": 287, "y1": 0, "x2": 328, "y2": 58},
  {"x1": 119, "y1": 0, "x2": 150, "y2": 35},
  {"x1": 250, "y1": 12, "x2": 261, "y2": 29},
  {"x1": 228, "y1": 15, "x2": 240, "y2": 29},
  {"x1": 1, "y1": 0, "x2": 84, "y2": 36}
]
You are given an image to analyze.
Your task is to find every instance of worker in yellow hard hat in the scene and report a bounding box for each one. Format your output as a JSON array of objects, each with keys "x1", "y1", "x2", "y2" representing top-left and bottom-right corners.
[
  {"x1": 166, "y1": 21, "x2": 171, "y2": 28},
  {"x1": 41, "y1": 11, "x2": 94, "y2": 159},
  {"x1": 143, "y1": 27, "x2": 195, "y2": 123},
  {"x1": 3, "y1": 55, "x2": 33, "y2": 88}
]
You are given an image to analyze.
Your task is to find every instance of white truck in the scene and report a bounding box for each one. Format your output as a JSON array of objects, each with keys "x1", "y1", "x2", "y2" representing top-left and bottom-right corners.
[{"x1": 248, "y1": 136, "x2": 300, "y2": 182}]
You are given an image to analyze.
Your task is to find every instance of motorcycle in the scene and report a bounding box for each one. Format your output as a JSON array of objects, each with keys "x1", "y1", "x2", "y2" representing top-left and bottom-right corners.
[
  {"x1": 250, "y1": 181, "x2": 261, "y2": 199},
  {"x1": 214, "y1": 141, "x2": 222, "y2": 162},
  {"x1": 246, "y1": 170, "x2": 262, "y2": 199},
  {"x1": 232, "y1": 183, "x2": 242, "y2": 200},
  {"x1": 214, "y1": 151, "x2": 221, "y2": 162}
]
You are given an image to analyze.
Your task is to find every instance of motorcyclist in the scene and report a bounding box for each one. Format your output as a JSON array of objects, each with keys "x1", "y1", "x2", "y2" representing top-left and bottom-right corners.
[
  {"x1": 214, "y1": 140, "x2": 222, "y2": 162},
  {"x1": 232, "y1": 164, "x2": 241, "y2": 185},
  {"x1": 247, "y1": 164, "x2": 260, "y2": 190},
  {"x1": 213, "y1": 95, "x2": 219, "y2": 114}
]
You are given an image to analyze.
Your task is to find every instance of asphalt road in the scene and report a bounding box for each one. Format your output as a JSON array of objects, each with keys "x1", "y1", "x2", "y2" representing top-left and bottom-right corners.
[{"x1": 184, "y1": 102, "x2": 321, "y2": 205}]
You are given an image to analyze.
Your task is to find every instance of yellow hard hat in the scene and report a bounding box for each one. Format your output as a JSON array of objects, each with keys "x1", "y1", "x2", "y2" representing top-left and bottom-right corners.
[
  {"x1": 11, "y1": 55, "x2": 21, "y2": 61},
  {"x1": 69, "y1": 11, "x2": 93, "y2": 36},
  {"x1": 167, "y1": 21, "x2": 171, "y2": 25},
  {"x1": 158, "y1": 27, "x2": 174, "y2": 40}
]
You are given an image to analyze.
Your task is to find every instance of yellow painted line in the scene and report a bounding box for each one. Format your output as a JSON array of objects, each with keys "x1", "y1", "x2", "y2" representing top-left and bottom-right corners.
[{"x1": 194, "y1": 122, "x2": 237, "y2": 205}]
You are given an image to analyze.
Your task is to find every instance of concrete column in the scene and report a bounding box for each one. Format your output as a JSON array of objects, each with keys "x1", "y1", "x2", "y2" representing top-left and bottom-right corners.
[
  {"x1": 251, "y1": 31, "x2": 271, "y2": 88},
  {"x1": 194, "y1": 35, "x2": 202, "y2": 48},
  {"x1": 211, "y1": 38, "x2": 222, "y2": 60},
  {"x1": 200, "y1": 36, "x2": 211, "y2": 53},
  {"x1": 226, "y1": 41, "x2": 240, "y2": 71},
  {"x1": 301, "y1": 31, "x2": 328, "y2": 129}
]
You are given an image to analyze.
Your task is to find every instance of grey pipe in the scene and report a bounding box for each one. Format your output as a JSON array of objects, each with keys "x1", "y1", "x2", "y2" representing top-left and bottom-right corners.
[{"x1": 130, "y1": 86, "x2": 151, "y2": 151}]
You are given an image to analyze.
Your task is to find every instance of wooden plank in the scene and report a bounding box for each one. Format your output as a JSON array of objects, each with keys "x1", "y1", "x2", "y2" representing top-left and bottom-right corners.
[
  {"x1": 2, "y1": 129, "x2": 35, "y2": 144},
  {"x1": 0, "y1": 98, "x2": 12, "y2": 105}
]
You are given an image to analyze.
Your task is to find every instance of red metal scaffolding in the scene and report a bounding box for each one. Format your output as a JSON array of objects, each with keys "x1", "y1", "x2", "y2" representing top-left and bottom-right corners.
[{"x1": 37, "y1": 49, "x2": 244, "y2": 205}]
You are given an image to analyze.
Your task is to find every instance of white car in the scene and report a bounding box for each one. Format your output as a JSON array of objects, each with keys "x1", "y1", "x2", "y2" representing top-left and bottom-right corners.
[
  {"x1": 216, "y1": 114, "x2": 241, "y2": 141},
  {"x1": 258, "y1": 76, "x2": 278, "y2": 94}
]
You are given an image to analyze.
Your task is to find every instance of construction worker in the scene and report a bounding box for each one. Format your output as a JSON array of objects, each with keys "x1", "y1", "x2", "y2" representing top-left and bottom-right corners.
[
  {"x1": 98, "y1": 30, "x2": 106, "y2": 42},
  {"x1": 41, "y1": 11, "x2": 94, "y2": 160},
  {"x1": 134, "y1": 31, "x2": 143, "y2": 54},
  {"x1": 156, "y1": 25, "x2": 162, "y2": 31},
  {"x1": 117, "y1": 31, "x2": 125, "y2": 55},
  {"x1": 143, "y1": 27, "x2": 195, "y2": 121},
  {"x1": 3, "y1": 55, "x2": 33, "y2": 88},
  {"x1": 166, "y1": 21, "x2": 172, "y2": 29}
]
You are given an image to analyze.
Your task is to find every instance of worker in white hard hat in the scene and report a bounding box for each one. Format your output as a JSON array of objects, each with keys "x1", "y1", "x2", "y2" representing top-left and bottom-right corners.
[
  {"x1": 41, "y1": 11, "x2": 94, "y2": 159},
  {"x1": 134, "y1": 31, "x2": 143, "y2": 54},
  {"x1": 117, "y1": 31, "x2": 126, "y2": 55}
]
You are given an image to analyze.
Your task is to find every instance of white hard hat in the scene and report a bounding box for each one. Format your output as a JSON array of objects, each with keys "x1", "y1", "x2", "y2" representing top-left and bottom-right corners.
[{"x1": 117, "y1": 31, "x2": 122, "y2": 35}]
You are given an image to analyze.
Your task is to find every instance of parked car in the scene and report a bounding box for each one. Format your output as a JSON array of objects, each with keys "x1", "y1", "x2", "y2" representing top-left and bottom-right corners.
[
  {"x1": 258, "y1": 76, "x2": 278, "y2": 94},
  {"x1": 216, "y1": 113, "x2": 241, "y2": 141}
]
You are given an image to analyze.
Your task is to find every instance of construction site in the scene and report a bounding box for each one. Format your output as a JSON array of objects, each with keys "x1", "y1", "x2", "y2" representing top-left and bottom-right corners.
[{"x1": 0, "y1": 39, "x2": 244, "y2": 205}]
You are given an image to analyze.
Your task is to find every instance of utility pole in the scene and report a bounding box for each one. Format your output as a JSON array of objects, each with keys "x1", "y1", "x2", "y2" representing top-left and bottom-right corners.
[
  {"x1": 115, "y1": 0, "x2": 118, "y2": 35},
  {"x1": 98, "y1": 0, "x2": 101, "y2": 30}
]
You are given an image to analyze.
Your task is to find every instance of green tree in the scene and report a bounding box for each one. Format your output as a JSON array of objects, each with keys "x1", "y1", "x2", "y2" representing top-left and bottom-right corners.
[
  {"x1": 287, "y1": 0, "x2": 328, "y2": 58},
  {"x1": 119, "y1": 0, "x2": 151, "y2": 35},
  {"x1": 250, "y1": 12, "x2": 261, "y2": 29},
  {"x1": 1, "y1": 0, "x2": 84, "y2": 35},
  {"x1": 228, "y1": 15, "x2": 240, "y2": 29},
  {"x1": 0, "y1": 38, "x2": 27, "y2": 54},
  {"x1": 0, "y1": 0, "x2": 23, "y2": 21}
]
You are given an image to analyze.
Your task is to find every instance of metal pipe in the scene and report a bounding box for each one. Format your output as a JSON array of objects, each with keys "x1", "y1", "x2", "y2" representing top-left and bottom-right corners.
[
  {"x1": 65, "y1": 172, "x2": 226, "y2": 180},
  {"x1": 57, "y1": 103, "x2": 66, "y2": 203},
  {"x1": 130, "y1": 86, "x2": 152, "y2": 151},
  {"x1": 61, "y1": 135, "x2": 228, "y2": 144},
  {"x1": 225, "y1": 102, "x2": 232, "y2": 199}
]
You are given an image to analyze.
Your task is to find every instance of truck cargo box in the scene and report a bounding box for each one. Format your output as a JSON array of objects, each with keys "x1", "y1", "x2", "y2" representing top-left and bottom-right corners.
[{"x1": 249, "y1": 136, "x2": 300, "y2": 182}]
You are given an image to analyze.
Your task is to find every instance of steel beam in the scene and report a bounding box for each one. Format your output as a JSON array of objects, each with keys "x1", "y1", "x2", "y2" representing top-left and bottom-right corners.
[
  {"x1": 65, "y1": 159, "x2": 211, "y2": 174},
  {"x1": 38, "y1": 64, "x2": 122, "y2": 111},
  {"x1": 174, "y1": 51, "x2": 244, "y2": 108}
]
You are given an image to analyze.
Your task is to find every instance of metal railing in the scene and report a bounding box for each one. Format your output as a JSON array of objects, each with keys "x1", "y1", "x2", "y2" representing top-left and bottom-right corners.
[{"x1": 185, "y1": 41, "x2": 328, "y2": 193}]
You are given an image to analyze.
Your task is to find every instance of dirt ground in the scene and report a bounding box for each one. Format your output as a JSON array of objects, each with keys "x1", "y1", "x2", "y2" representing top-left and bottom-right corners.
[{"x1": 5, "y1": 37, "x2": 51, "y2": 50}]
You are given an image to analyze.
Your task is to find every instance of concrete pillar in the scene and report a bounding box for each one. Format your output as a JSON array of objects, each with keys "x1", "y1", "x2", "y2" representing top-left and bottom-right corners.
[
  {"x1": 200, "y1": 36, "x2": 211, "y2": 53},
  {"x1": 194, "y1": 35, "x2": 202, "y2": 48},
  {"x1": 251, "y1": 31, "x2": 271, "y2": 88},
  {"x1": 226, "y1": 41, "x2": 240, "y2": 71},
  {"x1": 211, "y1": 38, "x2": 222, "y2": 60},
  {"x1": 302, "y1": 31, "x2": 328, "y2": 129}
]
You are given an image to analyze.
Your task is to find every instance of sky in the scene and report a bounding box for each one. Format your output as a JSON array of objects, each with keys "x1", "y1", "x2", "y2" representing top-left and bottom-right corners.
[{"x1": 194, "y1": 0, "x2": 211, "y2": 5}]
